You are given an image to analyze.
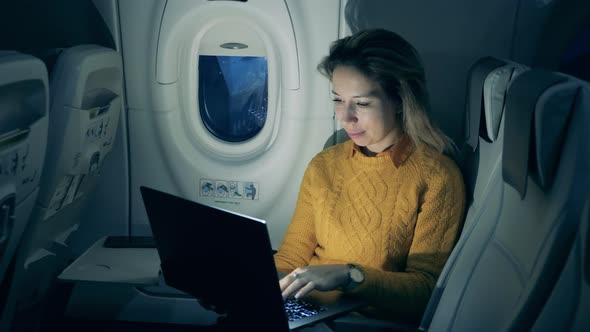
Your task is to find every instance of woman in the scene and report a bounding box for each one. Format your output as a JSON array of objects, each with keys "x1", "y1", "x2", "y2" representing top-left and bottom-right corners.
[{"x1": 274, "y1": 28, "x2": 466, "y2": 324}]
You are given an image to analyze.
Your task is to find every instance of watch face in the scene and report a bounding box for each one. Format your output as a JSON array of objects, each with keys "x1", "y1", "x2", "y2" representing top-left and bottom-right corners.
[{"x1": 350, "y1": 267, "x2": 364, "y2": 283}]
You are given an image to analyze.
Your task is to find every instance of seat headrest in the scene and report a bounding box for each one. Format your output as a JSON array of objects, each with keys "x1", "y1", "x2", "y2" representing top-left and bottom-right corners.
[
  {"x1": 533, "y1": 79, "x2": 587, "y2": 190},
  {"x1": 50, "y1": 44, "x2": 122, "y2": 109},
  {"x1": 465, "y1": 57, "x2": 508, "y2": 151},
  {"x1": 502, "y1": 70, "x2": 584, "y2": 197},
  {"x1": 464, "y1": 57, "x2": 528, "y2": 151},
  {"x1": 481, "y1": 63, "x2": 528, "y2": 142}
]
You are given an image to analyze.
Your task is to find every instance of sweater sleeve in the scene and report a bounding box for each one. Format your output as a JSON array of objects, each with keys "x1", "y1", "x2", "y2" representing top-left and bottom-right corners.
[
  {"x1": 273, "y1": 160, "x2": 319, "y2": 273},
  {"x1": 348, "y1": 156, "x2": 466, "y2": 323}
]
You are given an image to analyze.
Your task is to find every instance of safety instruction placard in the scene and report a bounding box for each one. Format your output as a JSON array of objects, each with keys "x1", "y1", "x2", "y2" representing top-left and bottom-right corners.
[{"x1": 199, "y1": 179, "x2": 259, "y2": 200}]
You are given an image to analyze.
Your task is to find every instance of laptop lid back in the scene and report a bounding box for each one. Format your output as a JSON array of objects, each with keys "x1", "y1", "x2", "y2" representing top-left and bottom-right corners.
[{"x1": 140, "y1": 186, "x2": 290, "y2": 331}]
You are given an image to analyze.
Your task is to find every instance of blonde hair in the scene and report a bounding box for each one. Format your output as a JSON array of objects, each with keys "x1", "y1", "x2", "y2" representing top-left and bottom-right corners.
[{"x1": 318, "y1": 29, "x2": 452, "y2": 153}]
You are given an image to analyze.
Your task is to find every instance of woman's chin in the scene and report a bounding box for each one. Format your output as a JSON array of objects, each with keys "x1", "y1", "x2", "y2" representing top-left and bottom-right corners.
[{"x1": 348, "y1": 135, "x2": 367, "y2": 146}]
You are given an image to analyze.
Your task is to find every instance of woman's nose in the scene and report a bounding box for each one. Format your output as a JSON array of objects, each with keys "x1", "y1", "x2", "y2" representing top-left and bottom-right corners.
[{"x1": 338, "y1": 104, "x2": 357, "y2": 123}]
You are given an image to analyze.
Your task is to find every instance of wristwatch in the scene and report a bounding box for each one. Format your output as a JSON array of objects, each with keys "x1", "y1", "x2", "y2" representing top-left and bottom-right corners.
[{"x1": 345, "y1": 263, "x2": 365, "y2": 290}]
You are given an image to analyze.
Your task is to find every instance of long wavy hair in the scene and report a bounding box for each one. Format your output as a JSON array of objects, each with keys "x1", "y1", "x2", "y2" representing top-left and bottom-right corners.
[{"x1": 318, "y1": 29, "x2": 452, "y2": 153}]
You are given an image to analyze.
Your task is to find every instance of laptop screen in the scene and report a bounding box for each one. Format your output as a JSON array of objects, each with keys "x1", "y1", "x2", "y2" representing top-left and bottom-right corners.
[{"x1": 140, "y1": 186, "x2": 290, "y2": 331}]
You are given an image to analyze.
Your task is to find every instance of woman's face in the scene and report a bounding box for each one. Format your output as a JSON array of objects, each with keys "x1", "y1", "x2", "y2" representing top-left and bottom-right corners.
[{"x1": 331, "y1": 66, "x2": 401, "y2": 154}]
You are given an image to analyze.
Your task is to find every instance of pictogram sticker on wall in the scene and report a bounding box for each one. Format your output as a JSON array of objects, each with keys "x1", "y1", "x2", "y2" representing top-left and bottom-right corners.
[
  {"x1": 199, "y1": 179, "x2": 258, "y2": 200},
  {"x1": 243, "y1": 182, "x2": 258, "y2": 200},
  {"x1": 200, "y1": 179, "x2": 215, "y2": 197},
  {"x1": 228, "y1": 181, "x2": 243, "y2": 199},
  {"x1": 215, "y1": 180, "x2": 229, "y2": 198}
]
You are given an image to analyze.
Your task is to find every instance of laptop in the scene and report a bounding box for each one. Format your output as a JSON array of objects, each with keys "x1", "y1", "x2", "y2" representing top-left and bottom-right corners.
[{"x1": 140, "y1": 186, "x2": 365, "y2": 331}]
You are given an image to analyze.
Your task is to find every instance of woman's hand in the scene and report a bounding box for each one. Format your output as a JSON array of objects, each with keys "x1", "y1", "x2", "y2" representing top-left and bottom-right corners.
[{"x1": 279, "y1": 264, "x2": 350, "y2": 299}]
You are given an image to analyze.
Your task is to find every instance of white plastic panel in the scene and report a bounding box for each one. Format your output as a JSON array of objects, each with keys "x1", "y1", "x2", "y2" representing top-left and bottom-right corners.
[{"x1": 154, "y1": 0, "x2": 301, "y2": 160}]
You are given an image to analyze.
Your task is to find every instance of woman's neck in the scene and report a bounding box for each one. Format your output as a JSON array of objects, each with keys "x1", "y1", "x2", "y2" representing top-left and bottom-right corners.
[{"x1": 362, "y1": 131, "x2": 403, "y2": 157}]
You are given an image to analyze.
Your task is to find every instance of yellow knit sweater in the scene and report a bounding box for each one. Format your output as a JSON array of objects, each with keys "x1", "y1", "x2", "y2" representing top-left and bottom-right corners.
[{"x1": 274, "y1": 137, "x2": 466, "y2": 323}]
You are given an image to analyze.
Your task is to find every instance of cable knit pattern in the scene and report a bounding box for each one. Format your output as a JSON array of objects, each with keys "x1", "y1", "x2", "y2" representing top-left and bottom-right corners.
[{"x1": 274, "y1": 138, "x2": 466, "y2": 323}]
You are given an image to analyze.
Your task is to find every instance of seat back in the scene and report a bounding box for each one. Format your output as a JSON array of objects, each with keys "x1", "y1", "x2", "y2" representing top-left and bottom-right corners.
[
  {"x1": 503, "y1": 71, "x2": 590, "y2": 331},
  {"x1": 0, "y1": 45, "x2": 122, "y2": 332},
  {"x1": 419, "y1": 57, "x2": 528, "y2": 330},
  {"x1": 0, "y1": 51, "x2": 49, "y2": 323},
  {"x1": 30, "y1": 44, "x2": 122, "y2": 252},
  {"x1": 427, "y1": 68, "x2": 589, "y2": 331}
]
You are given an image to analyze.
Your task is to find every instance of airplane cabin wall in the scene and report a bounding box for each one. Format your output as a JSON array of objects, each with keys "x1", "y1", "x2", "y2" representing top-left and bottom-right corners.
[{"x1": 120, "y1": 0, "x2": 341, "y2": 250}]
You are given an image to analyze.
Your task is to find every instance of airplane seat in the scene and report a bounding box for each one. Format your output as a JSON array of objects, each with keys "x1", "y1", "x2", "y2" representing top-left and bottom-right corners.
[
  {"x1": 524, "y1": 75, "x2": 590, "y2": 332},
  {"x1": 425, "y1": 67, "x2": 589, "y2": 332},
  {"x1": 0, "y1": 45, "x2": 123, "y2": 332},
  {"x1": 0, "y1": 51, "x2": 49, "y2": 326},
  {"x1": 30, "y1": 44, "x2": 122, "y2": 254},
  {"x1": 456, "y1": 57, "x2": 528, "y2": 221},
  {"x1": 418, "y1": 57, "x2": 528, "y2": 331}
]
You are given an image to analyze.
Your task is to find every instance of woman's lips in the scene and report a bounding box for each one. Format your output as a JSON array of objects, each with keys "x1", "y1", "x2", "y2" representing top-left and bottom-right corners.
[{"x1": 347, "y1": 131, "x2": 365, "y2": 139}]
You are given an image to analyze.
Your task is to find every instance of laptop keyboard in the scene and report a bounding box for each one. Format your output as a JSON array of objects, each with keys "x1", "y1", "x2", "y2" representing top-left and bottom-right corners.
[{"x1": 284, "y1": 298, "x2": 327, "y2": 321}]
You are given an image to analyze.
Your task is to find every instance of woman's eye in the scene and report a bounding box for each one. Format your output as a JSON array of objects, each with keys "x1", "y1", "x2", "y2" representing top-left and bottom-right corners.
[
  {"x1": 356, "y1": 102, "x2": 370, "y2": 107},
  {"x1": 332, "y1": 98, "x2": 343, "y2": 103}
]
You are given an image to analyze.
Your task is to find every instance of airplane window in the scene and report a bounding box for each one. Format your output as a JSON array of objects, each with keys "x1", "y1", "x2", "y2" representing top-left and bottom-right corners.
[{"x1": 198, "y1": 55, "x2": 268, "y2": 143}]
